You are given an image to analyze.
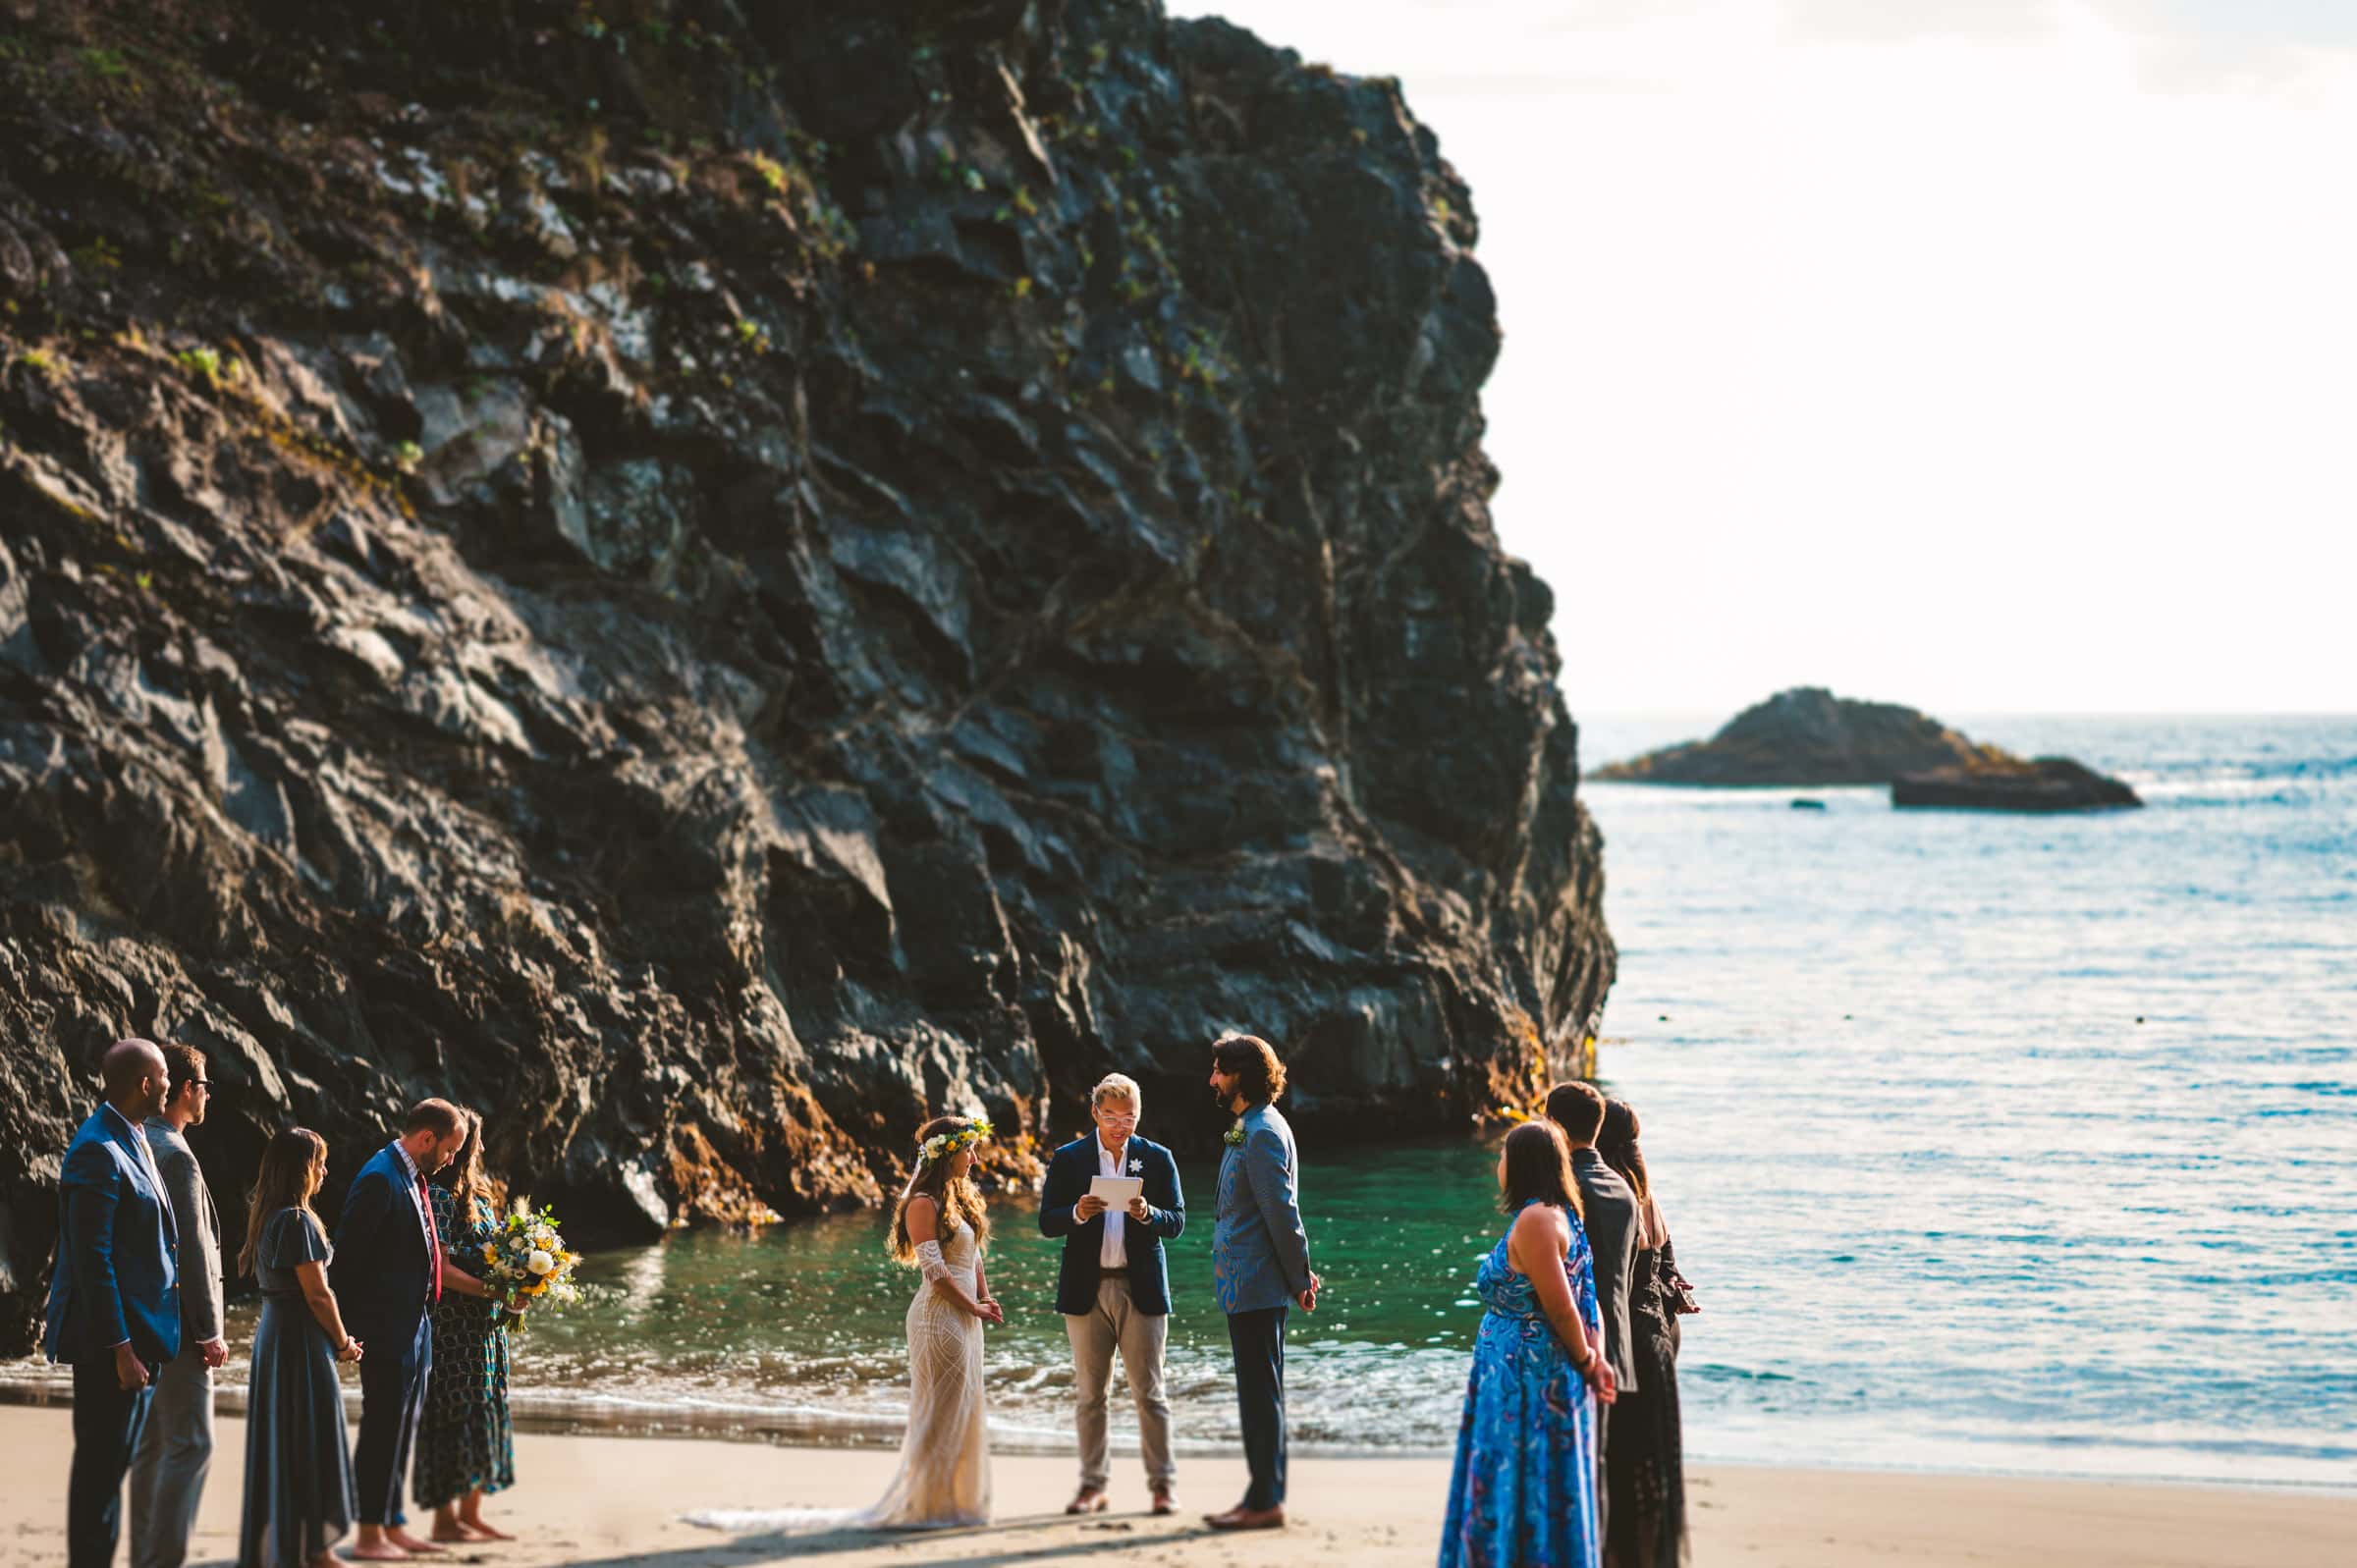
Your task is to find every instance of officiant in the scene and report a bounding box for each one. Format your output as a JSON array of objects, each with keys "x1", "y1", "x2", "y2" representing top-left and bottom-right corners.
[{"x1": 1038, "y1": 1073, "x2": 1186, "y2": 1517}]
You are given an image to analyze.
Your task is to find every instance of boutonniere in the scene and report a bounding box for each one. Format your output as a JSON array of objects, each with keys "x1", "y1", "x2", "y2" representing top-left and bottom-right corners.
[
  {"x1": 1128, "y1": 1159, "x2": 1142, "y2": 1174},
  {"x1": 1223, "y1": 1119, "x2": 1245, "y2": 1147}
]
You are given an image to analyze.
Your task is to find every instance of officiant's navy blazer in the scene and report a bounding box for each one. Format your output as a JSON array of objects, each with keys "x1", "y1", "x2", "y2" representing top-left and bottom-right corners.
[
  {"x1": 44, "y1": 1104, "x2": 183, "y2": 1368},
  {"x1": 1039, "y1": 1133, "x2": 1184, "y2": 1316}
]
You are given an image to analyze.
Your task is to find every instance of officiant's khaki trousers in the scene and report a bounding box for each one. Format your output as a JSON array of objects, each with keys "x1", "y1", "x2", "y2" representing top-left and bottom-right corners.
[{"x1": 1066, "y1": 1277, "x2": 1175, "y2": 1489}]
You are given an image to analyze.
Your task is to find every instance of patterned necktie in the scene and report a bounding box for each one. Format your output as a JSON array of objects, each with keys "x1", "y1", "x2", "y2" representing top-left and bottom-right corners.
[{"x1": 415, "y1": 1171, "x2": 443, "y2": 1304}]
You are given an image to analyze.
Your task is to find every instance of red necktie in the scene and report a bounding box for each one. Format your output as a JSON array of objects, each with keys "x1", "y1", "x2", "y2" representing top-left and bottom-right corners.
[{"x1": 416, "y1": 1172, "x2": 443, "y2": 1304}]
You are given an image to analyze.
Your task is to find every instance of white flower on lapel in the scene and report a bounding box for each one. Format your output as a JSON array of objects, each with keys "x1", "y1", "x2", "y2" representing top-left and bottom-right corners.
[{"x1": 1127, "y1": 1159, "x2": 1142, "y2": 1175}]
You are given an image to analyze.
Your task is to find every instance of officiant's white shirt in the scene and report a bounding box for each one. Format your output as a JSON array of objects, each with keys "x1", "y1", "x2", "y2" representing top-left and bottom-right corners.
[{"x1": 1097, "y1": 1134, "x2": 1131, "y2": 1269}]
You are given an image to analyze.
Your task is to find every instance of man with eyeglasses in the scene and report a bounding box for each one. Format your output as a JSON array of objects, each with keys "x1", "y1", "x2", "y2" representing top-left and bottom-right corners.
[
  {"x1": 1039, "y1": 1073, "x2": 1186, "y2": 1517},
  {"x1": 129, "y1": 1045, "x2": 227, "y2": 1568}
]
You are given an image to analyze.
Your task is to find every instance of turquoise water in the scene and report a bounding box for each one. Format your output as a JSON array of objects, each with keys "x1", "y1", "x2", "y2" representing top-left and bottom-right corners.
[
  {"x1": 487, "y1": 1142, "x2": 1510, "y2": 1455},
  {"x1": 491, "y1": 714, "x2": 2357, "y2": 1486},
  {"x1": 9, "y1": 716, "x2": 2351, "y2": 1486}
]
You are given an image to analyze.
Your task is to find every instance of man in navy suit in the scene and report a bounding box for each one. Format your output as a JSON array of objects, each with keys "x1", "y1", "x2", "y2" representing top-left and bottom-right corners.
[
  {"x1": 1039, "y1": 1072, "x2": 1186, "y2": 1517},
  {"x1": 334, "y1": 1099, "x2": 467, "y2": 1561},
  {"x1": 45, "y1": 1038, "x2": 182, "y2": 1568}
]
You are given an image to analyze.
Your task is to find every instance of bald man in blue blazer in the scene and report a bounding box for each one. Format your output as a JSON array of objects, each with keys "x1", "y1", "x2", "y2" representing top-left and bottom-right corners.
[{"x1": 46, "y1": 1040, "x2": 183, "y2": 1568}]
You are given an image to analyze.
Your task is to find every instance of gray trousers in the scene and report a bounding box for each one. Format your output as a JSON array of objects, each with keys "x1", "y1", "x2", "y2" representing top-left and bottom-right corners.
[
  {"x1": 128, "y1": 1353, "x2": 213, "y2": 1568},
  {"x1": 1065, "y1": 1277, "x2": 1175, "y2": 1489}
]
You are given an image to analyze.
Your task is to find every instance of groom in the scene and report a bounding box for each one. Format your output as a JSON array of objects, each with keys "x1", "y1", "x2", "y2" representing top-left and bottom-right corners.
[
  {"x1": 1038, "y1": 1072, "x2": 1186, "y2": 1516},
  {"x1": 1206, "y1": 1033, "x2": 1318, "y2": 1533},
  {"x1": 335, "y1": 1099, "x2": 466, "y2": 1561}
]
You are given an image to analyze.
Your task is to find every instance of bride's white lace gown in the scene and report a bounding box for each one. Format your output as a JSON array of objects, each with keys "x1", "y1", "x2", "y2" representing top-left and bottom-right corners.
[
  {"x1": 686, "y1": 1221, "x2": 990, "y2": 1534},
  {"x1": 866, "y1": 1222, "x2": 991, "y2": 1526}
]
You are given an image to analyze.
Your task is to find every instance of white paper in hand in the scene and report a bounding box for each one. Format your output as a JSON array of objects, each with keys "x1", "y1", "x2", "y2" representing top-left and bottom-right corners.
[{"x1": 1088, "y1": 1175, "x2": 1143, "y2": 1206}]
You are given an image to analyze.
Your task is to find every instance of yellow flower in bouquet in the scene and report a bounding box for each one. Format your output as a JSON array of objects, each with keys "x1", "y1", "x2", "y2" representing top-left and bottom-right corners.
[{"x1": 482, "y1": 1202, "x2": 584, "y2": 1325}]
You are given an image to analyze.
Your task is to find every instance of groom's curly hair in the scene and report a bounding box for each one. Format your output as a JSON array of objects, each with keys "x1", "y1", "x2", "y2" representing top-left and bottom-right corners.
[{"x1": 1212, "y1": 1033, "x2": 1287, "y2": 1105}]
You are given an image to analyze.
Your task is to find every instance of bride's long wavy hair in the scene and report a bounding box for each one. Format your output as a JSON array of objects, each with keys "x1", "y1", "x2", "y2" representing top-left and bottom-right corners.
[{"x1": 887, "y1": 1114, "x2": 992, "y2": 1264}]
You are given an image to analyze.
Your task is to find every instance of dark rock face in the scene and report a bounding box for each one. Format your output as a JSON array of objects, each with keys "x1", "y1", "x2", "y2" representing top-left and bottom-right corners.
[
  {"x1": 1594, "y1": 687, "x2": 2013, "y2": 785},
  {"x1": 1893, "y1": 760, "x2": 2142, "y2": 813},
  {"x1": 0, "y1": 1, "x2": 1614, "y2": 1350}
]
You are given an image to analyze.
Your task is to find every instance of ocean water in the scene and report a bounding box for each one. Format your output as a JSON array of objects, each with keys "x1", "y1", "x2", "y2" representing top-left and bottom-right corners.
[{"x1": 9, "y1": 716, "x2": 2352, "y2": 1487}]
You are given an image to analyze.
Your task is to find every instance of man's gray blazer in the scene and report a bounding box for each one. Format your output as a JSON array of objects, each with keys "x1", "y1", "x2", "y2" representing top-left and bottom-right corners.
[
  {"x1": 1571, "y1": 1147, "x2": 1639, "y2": 1393},
  {"x1": 144, "y1": 1119, "x2": 224, "y2": 1346},
  {"x1": 1212, "y1": 1103, "x2": 1312, "y2": 1316}
]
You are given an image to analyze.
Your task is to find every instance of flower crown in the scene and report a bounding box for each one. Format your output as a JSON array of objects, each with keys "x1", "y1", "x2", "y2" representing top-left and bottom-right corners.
[{"x1": 918, "y1": 1118, "x2": 993, "y2": 1164}]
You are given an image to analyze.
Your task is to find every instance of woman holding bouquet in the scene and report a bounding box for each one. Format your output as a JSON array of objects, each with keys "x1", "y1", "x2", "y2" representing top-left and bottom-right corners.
[{"x1": 411, "y1": 1109, "x2": 520, "y2": 1542}]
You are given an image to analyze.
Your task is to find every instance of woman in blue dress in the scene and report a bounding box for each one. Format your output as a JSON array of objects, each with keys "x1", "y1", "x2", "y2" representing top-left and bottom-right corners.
[{"x1": 1439, "y1": 1117, "x2": 1618, "y2": 1568}]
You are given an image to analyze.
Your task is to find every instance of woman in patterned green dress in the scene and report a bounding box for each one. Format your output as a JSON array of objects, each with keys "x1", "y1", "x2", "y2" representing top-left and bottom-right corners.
[{"x1": 410, "y1": 1109, "x2": 521, "y2": 1541}]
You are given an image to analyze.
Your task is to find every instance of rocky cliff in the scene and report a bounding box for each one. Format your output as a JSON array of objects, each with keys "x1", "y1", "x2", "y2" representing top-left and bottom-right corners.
[{"x1": 0, "y1": 0, "x2": 1614, "y2": 1350}]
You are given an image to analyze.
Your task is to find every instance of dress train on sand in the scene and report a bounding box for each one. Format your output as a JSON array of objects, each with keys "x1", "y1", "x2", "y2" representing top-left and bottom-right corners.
[{"x1": 686, "y1": 1224, "x2": 990, "y2": 1534}]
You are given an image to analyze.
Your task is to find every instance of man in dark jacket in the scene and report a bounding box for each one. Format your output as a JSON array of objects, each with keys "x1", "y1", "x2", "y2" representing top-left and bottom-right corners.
[
  {"x1": 334, "y1": 1099, "x2": 466, "y2": 1560},
  {"x1": 1039, "y1": 1072, "x2": 1185, "y2": 1517},
  {"x1": 1548, "y1": 1078, "x2": 1640, "y2": 1530},
  {"x1": 46, "y1": 1039, "x2": 181, "y2": 1568}
]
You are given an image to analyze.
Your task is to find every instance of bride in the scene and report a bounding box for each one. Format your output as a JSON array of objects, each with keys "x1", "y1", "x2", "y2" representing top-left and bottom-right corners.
[
  {"x1": 688, "y1": 1113, "x2": 1003, "y2": 1534},
  {"x1": 866, "y1": 1113, "x2": 1003, "y2": 1525}
]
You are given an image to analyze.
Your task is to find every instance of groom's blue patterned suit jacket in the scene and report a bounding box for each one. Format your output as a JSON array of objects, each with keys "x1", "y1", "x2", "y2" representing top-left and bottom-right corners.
[{"x1": 1212, "y1": 1102, "x2": 1312, "y2": 1316}]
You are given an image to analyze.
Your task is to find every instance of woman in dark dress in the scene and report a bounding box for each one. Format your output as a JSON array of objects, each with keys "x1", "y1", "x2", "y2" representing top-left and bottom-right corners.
[
  {"x1": 1598, "y1": 1100, "x2": 1689, "y2": 1568},
  {"x1": 238, "y1": 1126, "x2": 363, "y2": 1568},
  {"x1": 411, "y1": 1108, "x2": 520, "y2": 1542}
]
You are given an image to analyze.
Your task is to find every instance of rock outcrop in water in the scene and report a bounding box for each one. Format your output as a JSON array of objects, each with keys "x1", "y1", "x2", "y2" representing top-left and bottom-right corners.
[
  {"x1": 0, "y1": 0, "x2": 1615, "y2": 1350},
  {"x1": 1595, "y1": 687, "x2": 2139, "y2": 812},
  {"x1": 1892, "y1": 759, "x2": 2141, "y2": 813},
  {"x1": 1594, "y1": 687, "x2": 2012, "y2": 785}
]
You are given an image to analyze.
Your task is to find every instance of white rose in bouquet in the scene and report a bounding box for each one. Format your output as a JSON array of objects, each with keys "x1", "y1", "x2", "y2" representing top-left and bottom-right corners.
[{"x1": 526, "y1": 1249, "x2": 556, "y2": 1276}]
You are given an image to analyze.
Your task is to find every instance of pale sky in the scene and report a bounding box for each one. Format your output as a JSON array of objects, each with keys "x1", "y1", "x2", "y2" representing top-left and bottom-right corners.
[{"x1": 1165, "y1": 1, "x2": 2357, "y2": 715}]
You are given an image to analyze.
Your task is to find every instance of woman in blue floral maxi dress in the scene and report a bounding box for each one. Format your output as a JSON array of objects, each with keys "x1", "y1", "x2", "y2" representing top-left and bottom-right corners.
[{"x1": 1439, "y1": 1119, "x2": 1617, "y2": 1568}]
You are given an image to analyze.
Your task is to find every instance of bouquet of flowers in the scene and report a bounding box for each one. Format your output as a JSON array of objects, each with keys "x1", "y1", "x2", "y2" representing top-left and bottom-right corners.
[{"x1": 479, "y1": 1203, "x2": 582, "y2": 1326}]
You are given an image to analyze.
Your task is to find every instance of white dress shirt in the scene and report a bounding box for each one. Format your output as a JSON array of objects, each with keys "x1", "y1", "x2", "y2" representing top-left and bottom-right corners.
[{"x1": 1097, "y1": 1135, "x2": 1133, "y2": 1270}]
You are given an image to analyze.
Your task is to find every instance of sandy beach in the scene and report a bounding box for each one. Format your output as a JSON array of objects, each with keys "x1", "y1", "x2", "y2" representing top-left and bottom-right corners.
[{"x1": 5, "y1": 1404, "x2": 2352, "y2": 1567}]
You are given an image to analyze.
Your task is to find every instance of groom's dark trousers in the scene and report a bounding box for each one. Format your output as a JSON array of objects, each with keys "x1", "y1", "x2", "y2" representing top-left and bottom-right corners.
[{"x1": 1226, "y1": 1306, "x2": 1288, "y2": 1510}]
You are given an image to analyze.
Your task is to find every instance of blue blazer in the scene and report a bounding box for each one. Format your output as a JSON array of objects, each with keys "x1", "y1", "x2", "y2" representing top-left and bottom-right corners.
[
  {"x1": 1039, "y1": 1134, "x2": 1184, "y2": 1317},
  {"x1": 331, "y1": 1145, "x2": 435, "y2": 1340},
  {"x1": 1213, "y1": 1102, "x2": 1312, "y2": 1316},
  {"x1": 44, "y1": 1106, "x2": 182, "y2": 1367}
]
